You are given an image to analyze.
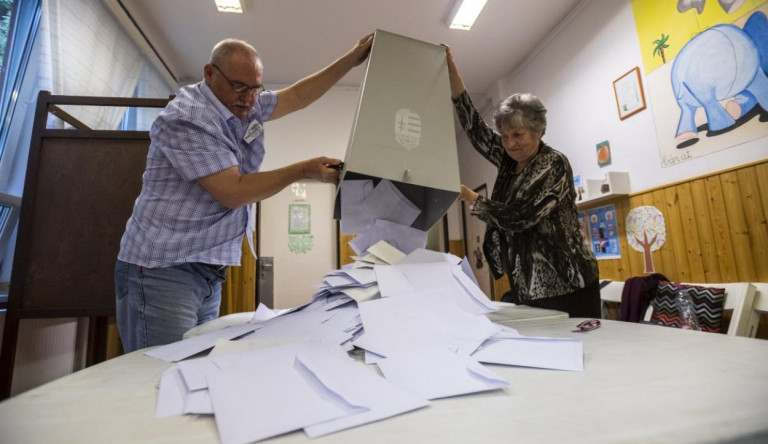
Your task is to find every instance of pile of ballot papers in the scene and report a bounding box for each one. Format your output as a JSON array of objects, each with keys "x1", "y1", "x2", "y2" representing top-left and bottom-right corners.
[
  {"x1": 339, "y1": 179, "x2": 428, "y2": 255},
  {"x1": 147, "y1": 241, "x2": 584, "y2": 444}
]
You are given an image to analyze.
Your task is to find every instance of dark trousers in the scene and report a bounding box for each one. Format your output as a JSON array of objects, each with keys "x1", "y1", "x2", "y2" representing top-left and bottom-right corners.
[{"x1": 503, "y1": 279, "x2": 602, "y2": 319}]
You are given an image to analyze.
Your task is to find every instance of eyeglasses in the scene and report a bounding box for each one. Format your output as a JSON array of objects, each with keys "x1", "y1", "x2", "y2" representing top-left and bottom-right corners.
[
  {"x1": 211, "y1": 63, "x2": 264, "y2": 95},
  {"x1": 572, "y1": 319, "x2": 601, "y2": 333}
]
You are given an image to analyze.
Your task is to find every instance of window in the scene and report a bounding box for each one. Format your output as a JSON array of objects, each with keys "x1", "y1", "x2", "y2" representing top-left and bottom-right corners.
[
  {"x1": 0, "y1": 191, "x2": 19, "y2": 264},
  {"x1": 0, "y1": 0, "x2": 12, "y2": 70},
  {"x1": 0, "y1": 0, "x2": 41, "y2": 165}
]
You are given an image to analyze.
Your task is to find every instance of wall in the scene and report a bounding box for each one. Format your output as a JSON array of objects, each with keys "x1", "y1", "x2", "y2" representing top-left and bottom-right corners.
[
  {"x1": 458, "y1": 0, "x2": 768, "y2": 197},
  {"x1": 583, "y1": 160, "x2": 768, "y2": 283},
  {"x1": 452, "y1": 0, "x2": 768, "y2": 302},
  {"x1": 261, "y1": 86, "x2": 359, "y2": 308},
  {"x1": 260, "y1": 182, "x2": 337, "y2": 309}
]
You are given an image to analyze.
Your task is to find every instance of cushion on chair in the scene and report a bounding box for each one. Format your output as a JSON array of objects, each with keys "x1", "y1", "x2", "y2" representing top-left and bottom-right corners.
[{"x1": 649, "y1": 281, "x2": 726, "y2": 333}]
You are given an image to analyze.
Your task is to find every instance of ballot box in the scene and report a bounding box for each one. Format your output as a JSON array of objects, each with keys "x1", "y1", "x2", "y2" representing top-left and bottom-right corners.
[{"x1": 334, "y1": 29, "x2": 460, "y2": 232}]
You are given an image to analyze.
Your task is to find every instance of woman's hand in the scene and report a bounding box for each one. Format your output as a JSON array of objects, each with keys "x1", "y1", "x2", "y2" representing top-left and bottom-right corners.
[
  {"x1": 459, "y1": 185, "x2": 478, "y2": 203},
  {"x1": 440, "y1": 43, "x2": 466, "y2": 99}
]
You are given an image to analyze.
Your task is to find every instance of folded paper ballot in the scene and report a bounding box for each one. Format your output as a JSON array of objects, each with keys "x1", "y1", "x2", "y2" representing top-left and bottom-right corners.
[
  {"x1": 376, "y1": 347, "x2": 508, "y2": 400},
  {"x1": 471, "y1": 336, "x2": 584, "y2": 372}
]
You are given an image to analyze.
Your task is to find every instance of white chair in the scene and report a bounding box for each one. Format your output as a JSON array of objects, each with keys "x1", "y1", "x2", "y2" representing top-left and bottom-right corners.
[
  {"x1": 643, "y1": 282, "x2": 757, "y2": 336},
  {"x1": 599, "y1": 281, "x2": 625, "y2": 304},
  {"x1": 746, "y1": 282, "x2": 768, "y2": 338},
  {"x1": 599, "y1": 280, "x2": 625, "y2": 320}
]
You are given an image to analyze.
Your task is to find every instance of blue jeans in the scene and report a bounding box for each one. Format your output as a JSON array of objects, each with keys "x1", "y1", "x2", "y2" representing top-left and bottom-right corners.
[{"x1": 115, "y1": 260, "x2": 227, "y2": 353}]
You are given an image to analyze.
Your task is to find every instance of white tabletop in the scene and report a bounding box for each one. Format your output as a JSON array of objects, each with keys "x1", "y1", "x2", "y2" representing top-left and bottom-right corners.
[
  {"x1": 487, "y1": 302, "x2": 569, "y2": 326},
  {"x1": 1, "y1": 318, "x2": 767, "y2": 444}
]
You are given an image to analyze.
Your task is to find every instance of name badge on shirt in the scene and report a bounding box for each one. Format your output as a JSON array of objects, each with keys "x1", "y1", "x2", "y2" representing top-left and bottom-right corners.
[{"x1": 243, "y1": 120, "x2": 263, "y2": 143}]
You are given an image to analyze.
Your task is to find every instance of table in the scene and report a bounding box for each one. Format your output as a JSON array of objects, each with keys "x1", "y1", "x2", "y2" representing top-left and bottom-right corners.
[
  {"x1": 1, "y1": 319, "x2": 767, "y2": 443},
  {"x1": 183, "y1": 302, "x2": 568, "y2": 338},
  {"x1": 487, "y1": 301, "x2": 568, "y2": 326}
]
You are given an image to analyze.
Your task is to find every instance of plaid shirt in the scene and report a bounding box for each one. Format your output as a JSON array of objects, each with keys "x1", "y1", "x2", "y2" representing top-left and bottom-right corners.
[{"x1": 118, "y1": 82, "x2": 277, "y2": 268}]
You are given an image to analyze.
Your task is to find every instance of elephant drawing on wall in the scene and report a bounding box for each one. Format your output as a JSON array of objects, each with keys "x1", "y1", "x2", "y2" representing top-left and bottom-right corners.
[{"x1": 671, "y1": 11, "x2": 768, "y2": 148}]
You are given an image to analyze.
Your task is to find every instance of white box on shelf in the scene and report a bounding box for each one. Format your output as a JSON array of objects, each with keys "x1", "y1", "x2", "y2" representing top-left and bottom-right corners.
[
  {"x1": 601, "y1": 171, "x2": 629, "y2": 195},
  {"x1": 577, "y1": 171, "x2": 629, "y2": 207}
]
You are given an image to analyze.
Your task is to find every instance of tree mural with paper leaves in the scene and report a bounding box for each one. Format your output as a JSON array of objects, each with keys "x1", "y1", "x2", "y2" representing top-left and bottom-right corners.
[{"x1": 625, "y1": 205, "x2": 666, "y2": 273}]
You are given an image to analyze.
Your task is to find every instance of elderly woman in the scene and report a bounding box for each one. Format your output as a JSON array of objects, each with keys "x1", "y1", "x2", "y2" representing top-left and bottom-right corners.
[{"x1": 444, "y1": 45, "x2": 600, "y2": 318}]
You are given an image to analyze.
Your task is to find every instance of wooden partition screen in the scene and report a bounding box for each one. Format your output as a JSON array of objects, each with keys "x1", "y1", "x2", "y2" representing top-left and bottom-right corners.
[{"x1": 0, "y1": 91, "x2": 169, "y2": 399}]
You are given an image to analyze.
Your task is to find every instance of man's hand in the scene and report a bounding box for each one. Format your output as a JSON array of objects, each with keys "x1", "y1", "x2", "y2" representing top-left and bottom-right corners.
[{"x1": 303, "y1": 157, "x2": 342, "y2": 184}]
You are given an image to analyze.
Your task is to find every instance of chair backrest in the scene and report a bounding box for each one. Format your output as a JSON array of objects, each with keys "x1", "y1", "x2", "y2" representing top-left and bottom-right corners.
[
  {"x1": 747, "y1": 283, "x2": 768, "y2": 338},
  {"x1": 599, "y1": 281, "x2": 624, "y2": 304},
  {"x1": 643, "y1": 282, "x2": 757, "y2": 336}
]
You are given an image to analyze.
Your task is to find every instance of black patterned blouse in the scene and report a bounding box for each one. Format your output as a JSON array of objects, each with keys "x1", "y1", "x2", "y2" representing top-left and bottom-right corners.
[{"x1": 453, "y1": 91, "x2": 598, "y2": 302}]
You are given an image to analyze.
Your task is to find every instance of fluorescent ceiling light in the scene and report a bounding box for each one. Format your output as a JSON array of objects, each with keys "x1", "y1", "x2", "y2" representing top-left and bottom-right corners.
[
  {"x1": 215, "y1": 0, "x2": 244, "y2": 13},
  {"x1": 449, "y1": 0, "x2": 488, "y2": 30}
]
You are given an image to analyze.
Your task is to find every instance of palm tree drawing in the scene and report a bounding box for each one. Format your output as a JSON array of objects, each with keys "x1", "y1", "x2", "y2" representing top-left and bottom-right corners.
[{"x1": 653, "y1": 33, "x2": 670, "y2": 63}]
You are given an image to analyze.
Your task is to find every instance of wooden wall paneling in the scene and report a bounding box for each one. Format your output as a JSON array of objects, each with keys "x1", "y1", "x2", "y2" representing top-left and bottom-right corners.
[
  {"x1": 736, "y1": 167, "x2": 768, "y2": 282},
  {"x1": 599, "y1": 260, "x2": 619, "y2": 281},
  {"x1": 652, "y1": 190, "x2": 678, "y2": 278},
  {"x1": 690, "y1": 178, "x2": 722, "y2": 282},
  {"x1": 675, "y1": 182, "x2": 706, "y2": 282},
  {"x1": 448, "y1": 240, "x2": 465, "y2": 259},
  {"x1": 106, "y1": 318, "x2": 122, "y2": 360},
  {"x1": 613, "y1": 198, "x2": 633, "y2": 281},
  {"x1": 338, "y1": 233, "x2": 357, "y2": 267},
  {"x1": 755, "y1": 163, "x2": 768, "y2": 244},
  {"x1": 663, "y1": 186, "x2": 691, "y2": 282},
  {"x1": 720, "y1": 171, "x2": 757, "y2": 281},
  {"x1": 705, "y1": 176, "x2": 740, "y2": 282},
  {"x1": 625, "y1": 195, "x2": 647, "y2": 278},
  {"x1": 221, "y1": 236, "x2": 257, "y2": 316},
  {"x1": 494, "y1": 275, "x2": 510, "y2": 302}
]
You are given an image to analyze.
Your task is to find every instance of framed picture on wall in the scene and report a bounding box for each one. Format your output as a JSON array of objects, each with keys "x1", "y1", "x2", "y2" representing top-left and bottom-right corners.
[
  {"x1": 288, "y1": 203, "x2": 311, "y2": 235},
  {"x1": 462, "y1": 184, "x2": 494, "y2": 300},
  {"x1": 613, "y1": 66, "x2": 646, "y2": 120}
]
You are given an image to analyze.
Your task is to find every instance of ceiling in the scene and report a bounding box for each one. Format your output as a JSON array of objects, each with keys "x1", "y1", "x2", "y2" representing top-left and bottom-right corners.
[{"x1": 118, "y1": 0, "x2": 582, "y2": 97}]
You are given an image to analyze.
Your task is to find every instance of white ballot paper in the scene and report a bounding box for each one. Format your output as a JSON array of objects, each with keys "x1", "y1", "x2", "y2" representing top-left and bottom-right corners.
[
  {"x1": 207, "y1": 358, "x2": 362, "y2": 444},
  {"x1": 155, "y1": 366, "x2": 187, "y2": 418},
  {"x1": 144, "y1": 323, "x2": 261, "y2": 362},
  {"x1": 299, "y1": 349, "x2": 429, "y2": 438},
  {"x1": 353, "y1": 293, "x2": 501, "y2": 358},
  {"x1": 340, "y1": 180, "x2": 374, "y2": 234},
  {"x1": 350, "y1": 219, "x2": 427, "y2": 256},
  {"x1": 361, "y1": 179, "x2": 421, "y2": 227},
  {"x1": 374, "y1": 261, "x2": 497, "y2": 315},
  {"x1": 399, "y1": 248, "x2": 462, "y2": 265},
  {"x1": 471, "y1": 336, "x2": 584, "y2": 371},
  {"x1": 376, "y1": 347, "x2": 508, "y2": 400},
  {"x1": 177, "y1": 357, "x2": 221, "y2": 391},
  {"x1": 366, "y1": 239, "x2": 406, "y2": 264}
]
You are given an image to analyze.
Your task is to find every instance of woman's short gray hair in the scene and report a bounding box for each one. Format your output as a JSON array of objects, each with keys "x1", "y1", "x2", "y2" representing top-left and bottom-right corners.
[
  {"x1": 493, "y1": 93, "x2": 547, "y2": 135},
  {"x1": 210, "y1": 38, "x2": 260, "y2": 66}
]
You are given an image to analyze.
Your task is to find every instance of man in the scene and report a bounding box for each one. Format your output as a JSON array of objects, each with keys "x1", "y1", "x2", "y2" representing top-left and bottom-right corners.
[{"x1": 115, "y1": 34, "x2": 373, "y2": 352}]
